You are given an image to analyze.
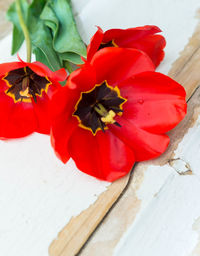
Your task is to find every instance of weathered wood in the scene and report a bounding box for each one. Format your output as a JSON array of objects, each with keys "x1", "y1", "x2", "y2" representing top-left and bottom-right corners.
[
  {"x1": 50, "y1": 21, "x2": 200, "y2": 256},
  {"x1": 49, "y1": 176, "x2": 129, "y2": 256}
]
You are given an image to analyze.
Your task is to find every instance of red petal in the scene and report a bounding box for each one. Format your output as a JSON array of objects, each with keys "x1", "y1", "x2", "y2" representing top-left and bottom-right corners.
[
  {"x1": 68, "y1": 128, "x2": 135, "y2": 181},
  {"x1": 87, "y1": 26, "x2": 104, "y2": 62},
  {"x1": 90, "y1": 47, "x2": 155, "y2": 86},
  {"x1": 32, "y1": 91, "x2": 52, "y2": 135},
  {"x1": 0, "y1": 91, "x2": 36, "y2": 139},
  {"x1": 109, "y1": 116, "x2": 170, "y2": 162},
  {"x1": 0, "y1": 62, "x2": 25, "y2": 77},
  {"x1": 17, "y1": 56, "x2": 67, "y2": 81},
  {"x1": 102, "y1": 25, "x2": 165, "y2": 67},
  {"x1": 50, "y1": 85, "x2": 80, "y2": 163},
  {"x1": 120, "y1": 34, "x2": 166, "y2": 67},
  {"x1": 28, "y1": 62, "x2": 67, "y2": 81},
  {"x1": 66, "y1": 63, "x2": 96, "y2": 92},
  {"x1": 51, "y1": 116, "x2": 78, "y2": 163},
  {"x1": 119, "y1": 72, "x2": 186, "y2": 134},
  {"x1": 50, "y1": 85, "x2": 76, "y2": 120},
  {"x1": 103, "y1": 25, "x2": 161, "y2": 43},
  {"x1": 53, "y1": 68, "x2": 68, "y2": 81}
]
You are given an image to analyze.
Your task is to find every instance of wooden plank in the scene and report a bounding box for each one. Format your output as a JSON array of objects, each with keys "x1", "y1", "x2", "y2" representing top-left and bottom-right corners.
[
  {"x1": 49, "y1": 22, "x2": 200, "y2": 256},
  {"x1": 49, "y1": 175, "x2": 129, "y2": 256}
]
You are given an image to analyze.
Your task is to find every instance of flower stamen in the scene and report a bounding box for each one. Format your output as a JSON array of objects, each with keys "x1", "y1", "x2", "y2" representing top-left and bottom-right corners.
[
  {"x1": 73, "y1": 81, "x2": 126, "y2": 135},
  {"x1": 101, "y1": 110, "x2": 116, "y2": 124},
  {"x1": 2, "y1": 67, "x2": 51, "y2": 103}
]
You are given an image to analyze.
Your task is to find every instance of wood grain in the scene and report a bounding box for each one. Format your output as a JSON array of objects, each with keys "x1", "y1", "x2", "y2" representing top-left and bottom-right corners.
[
  {"x1": 49, "y1": 175, "x2": 129, "y2": 256},
  {"x1": 49, "y1": 22, "x2": 200, "y2": 256}
]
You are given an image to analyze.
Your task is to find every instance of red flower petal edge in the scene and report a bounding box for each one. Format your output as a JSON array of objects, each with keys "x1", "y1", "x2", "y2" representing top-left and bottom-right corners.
[
  {"x1": 87, "y1": 25, "x2": 166, "y2": 68},
  {"x1": 0, "y1": 58, "x2": 67, "y2": 139},
  {"x1": 51, "y1": 47, "x2": 186, "y2": 182}
]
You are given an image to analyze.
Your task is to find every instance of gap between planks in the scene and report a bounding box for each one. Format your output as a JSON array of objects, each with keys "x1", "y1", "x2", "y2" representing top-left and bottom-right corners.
[{"x1": 49, "y1": 22, "x2": 200, "y2": 256}]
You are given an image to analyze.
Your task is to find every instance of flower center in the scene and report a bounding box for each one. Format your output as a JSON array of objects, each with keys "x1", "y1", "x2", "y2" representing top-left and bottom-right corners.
[
  {"x1": 2, "y1": 67, "x2": 51, "y2": 103},
  {"x1": 73, "y1": 81, "x2": 126, "y2": 135},
  {"x1": 98, "y1": 39, "x2": 118, "y2": 50}
]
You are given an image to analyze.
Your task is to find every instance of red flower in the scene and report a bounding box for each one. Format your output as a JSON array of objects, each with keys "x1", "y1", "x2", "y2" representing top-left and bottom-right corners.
[
  {"x1": 0, "y1": 57, "x2": 67, "y2": 139},
  {"x1": 87, "y1": 25, "x2": 166, "y2": 67},
  {"x1": 51, "y1": 47, "x2": 186, "y2": 181}
]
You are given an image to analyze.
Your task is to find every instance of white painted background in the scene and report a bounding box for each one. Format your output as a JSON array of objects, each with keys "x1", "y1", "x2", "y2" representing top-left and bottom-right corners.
[{"x1": 0, "y1": 0, "x2": 200, "y2": 255}]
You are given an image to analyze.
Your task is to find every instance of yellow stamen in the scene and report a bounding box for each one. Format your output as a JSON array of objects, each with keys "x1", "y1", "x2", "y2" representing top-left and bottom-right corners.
[
  {"x1": 101, "y1": 110, "x2": 116, "y2": 124},
  {"x1": 19, "y1": 87, "x2": 31, "y2": 98}
]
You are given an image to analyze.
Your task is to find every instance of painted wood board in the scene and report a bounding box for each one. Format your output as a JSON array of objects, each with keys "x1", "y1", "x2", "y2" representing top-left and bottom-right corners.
[{"x1": 0, "y1": 1, "x2": 200, "y2": 256}]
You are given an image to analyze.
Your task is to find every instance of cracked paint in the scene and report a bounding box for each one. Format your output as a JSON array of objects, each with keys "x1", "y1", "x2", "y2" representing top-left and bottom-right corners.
[{"x1": 168, "y1": 158, "x2": 193, "y2": 175}]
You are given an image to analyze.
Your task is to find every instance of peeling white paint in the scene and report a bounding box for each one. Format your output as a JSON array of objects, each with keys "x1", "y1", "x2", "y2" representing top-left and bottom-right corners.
[
  {"x1": 0, "y1": 134, "x2": 109, "y2": 256},
  {"x1": 115, "y1": 173, "x2": 200, "y2": 256},
  {"x1": 174, "y1": 115, "x2": 200, "y2": 178},
  {"x1": 169, "y1": 158, "x2": 192, "y2": 175}
]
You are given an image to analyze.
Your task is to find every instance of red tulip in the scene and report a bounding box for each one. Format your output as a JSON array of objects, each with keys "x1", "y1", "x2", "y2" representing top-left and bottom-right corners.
[
  {"x1": 51, "y1": 47, "x2": 186, "y2": 181},
  {"x1": 0, "y1": 57, "x2": 67, "y2": 139},
  {"x1": 87, "y1": 25, "x2": 166, "y2": 68}
]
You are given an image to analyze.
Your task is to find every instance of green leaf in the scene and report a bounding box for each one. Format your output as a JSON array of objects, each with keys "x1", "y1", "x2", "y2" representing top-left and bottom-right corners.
[
  {"x1": 41, "y1": 0, "x2": 86, "y2": 64},
  {"x1": 7, "y1": 0, "x2": 62, "y2": 71},
  {"x1": 28, "y1": 0, "x2": 62, "y2": 70},
  {"x1": 7, "y1": 0, "x2": 86, "y2": 71},
  {"x1": 7, "y1": 0, "x2": 28, "y2": 54},
  {"x1": 59, "y1": 52, "x2": 84, "y2": 64}
]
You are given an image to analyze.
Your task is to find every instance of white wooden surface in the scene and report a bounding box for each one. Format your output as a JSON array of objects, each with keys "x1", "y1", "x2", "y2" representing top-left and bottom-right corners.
[
  {"x1": 115, "y1": 115, "x2": 200, "y2": 256},
  {"x1": 0, "y1": 0, "x2": 200, "y2": 255}
]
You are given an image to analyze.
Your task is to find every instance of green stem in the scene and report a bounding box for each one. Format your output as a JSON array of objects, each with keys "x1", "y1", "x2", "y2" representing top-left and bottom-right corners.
[{"x1": 16, "y1": 0, "x2": 32, "y2": 62}]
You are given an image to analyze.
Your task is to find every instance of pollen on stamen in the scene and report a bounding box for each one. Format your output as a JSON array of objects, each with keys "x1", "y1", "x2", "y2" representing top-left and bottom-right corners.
[
  {"x1": 73, "y1": 81, "x2": 126, "y2": 135},
  {"x1": 2, "y1": 67, "x2": 51, "y2": 103},
  {"x1": 19, "y1": 87, "x2": 31, "y2": 97},
  {"x1": 101, "y1": 110, "x2": 116, "y2": 124}
]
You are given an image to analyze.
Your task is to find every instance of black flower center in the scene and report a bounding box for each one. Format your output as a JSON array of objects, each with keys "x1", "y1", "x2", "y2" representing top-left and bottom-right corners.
[
  {"x1": 73, "y1": 81, "x2": 126, "y2": 135},
  {"x1": 98, "y1": 40, "x2": 118, "y2": 50},
  {"x1": 2, "y1": 67, "x2": 51, "y2": 103}
]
